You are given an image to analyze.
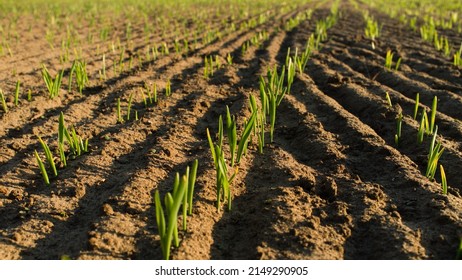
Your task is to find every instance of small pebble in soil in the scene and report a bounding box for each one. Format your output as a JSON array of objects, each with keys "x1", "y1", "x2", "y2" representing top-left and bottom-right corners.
[{"x1": 103, "y1": 204, "x2": 114, "y2": 216}]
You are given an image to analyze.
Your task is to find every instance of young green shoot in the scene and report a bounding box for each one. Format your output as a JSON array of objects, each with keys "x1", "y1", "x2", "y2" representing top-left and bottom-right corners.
[
  {"x1": 413, "y1": 93, "x2": 420, "y2": 120},
  {"x1": 236, "y1": 111, "x2": 257, "y2": 164},
  {"x1": 286, "y1": 57, "x2": 295, "y2": 94},
  {"x1": 152, "y1": 83, "x2": 158, "y2": 103},
  {"x1": 226, "y1": 106, "x2": 237, "y2": 167},
  {"x1": 154, "y1": 174, "x2": 187, "y2": 260},
  {"x1": 430, "y1": 96, "x2": 437, "y2": 134},
  {"x1": 395, "y1": 113, "x2": 402, "y2": 146},
  {"x1": 385, "y1": 91, "x2": 392, "y2": 108},
  {"x1": 226, "y1": 53, "x2": 233, "y2": 65},
  {"x1": 74, "y1": 60, "x2": 89, "y2": 94},
  {"x1": 14, "y1": 80, "x2": 20, "y2": 106},
  {"x1": 364, "y1": 16, "x2": 380, "y2": 49},
  {"x1": 58, "y1": 112, "x2": 89, "y2": 159},
  {"x1": 41, "y1": 64, "x2": 64, "y2": 99},
  {"x1": 417, "y1": 108, "x2": 431, "y2": 144},
  {"x1": 34, "y1": 150, "x2": 50, "y2": 185},
  {"x1": 206, "y1": 128, "x2": 236, "y2": 211},
  {"x1": 385, "y1": 50, "x2": 394, "y2": 70},
  {"x1": 425, "y1": 126, "x2": 444, "y2": 180},
  {"x1": 37, "y1": 136, "x2": 58, "y2": 177},
  {"x1": 440, "y1": 164, "x2": 447, "y2": 195},
  {"x1": 385, "y1": 50, "x2": 401, "y2": 71},
  {"x1": 0, "y1": 89, "x2": 8, "y2": 113},
  {"x1": 187, "y1": 159, "x2": 199, "y2": 215},
  {"x1": 454, "y1": 44, "x2": 462, "y2": 68},
  {"x1": 58, "y1": 112, "x2": 67, "y2": 167},
  {"x1": 250, "y1": 94, "x2": 265, "y2": 154}
]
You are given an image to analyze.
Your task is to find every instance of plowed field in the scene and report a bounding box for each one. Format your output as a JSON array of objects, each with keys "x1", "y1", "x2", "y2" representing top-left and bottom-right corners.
[{"x1": 0, "y1": 0, "x2": 461, "y2": 259}]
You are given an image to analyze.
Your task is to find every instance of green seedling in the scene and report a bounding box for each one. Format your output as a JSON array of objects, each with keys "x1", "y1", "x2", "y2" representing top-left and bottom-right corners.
[
  {"x1": 34, "y1": 150, "x2": 50, "y2": 185},
  {"x1": 315, "y1": 19, "x2": 328, "y2": 42},
  {"x1": 440, "y1": 164, "x2": 447, "y2": 195},
  {"x1": 385, "y1": 91, "x2": 392, "y2": 107},
  {"x1": 181, "y1": 169, "x2": 189, "y2": 231},
  {"x1": 226, "y1": 53, "x2": 233, "y2": 65},
  {"x1": 67, "y1": 127, "x2": 88, "y2": 157},
  {"x1": 236, "y1": 111, "x2": 256, "y2": 164},
  {"x1": 385, "y1": 50, "x2": 394, "y2": 70},
  {"x1": 204, "y1": 55, "x2": 213, "y2": 78},
  {"x1": 0, "y1": 89, "x2": 8, "y2": 113},
  {"x1": 364, "y1": 16, "x2": 380, "y2": 49},
  {"x1": 187, "y1": 159, "x2": 198, "y2": 215},
  {"x1": 38, "y1": 136, "x2": 58, "y2": 177},
  {"x1": 69, "y1": 60, "x2": 89, "y2": 94},
  {"x1": 207, "y1": 128, "x2": 237, "y2": 211},
  {"x1": 141, "y1": 88, "x2": 148, "y2": 107},
  {"x1": 384, "y1": 50, "x2": 401, "y2": 71},
  {"x1": 14, "y1": 80, "x2": 20, "y2": 106},
  {"x1": 41, "y1": 64, "x2": 64, "y2": 99},
  {"x1": 59, "y1": 112, "x2": 88, "y2": 158},
  {"x1": 442, "y1": 37, "x2": 451, "y2": 57},
  {"x1": 152, "y1": 83, "x2": 158, "y2": 103},
  {"x1": 58, "y1": 112, "x2": 67, "y2": 167},
  {"x1": 426, "y1": 126, "x2": 444, "y2": 180},
  {"x1": 394, "y1": 113, "x2": 402, "y2": 146},
  {"x1": 27, "y1": 89, "x2": 32, "y2": 102},
  {"x1": 286, "y1": 57, "x2": 295, "y2": 94},
  {"x1": 413, "y1": 93, "x2": 420, "y2": 120},
  {"x1": 154, "y1": 175, "x2": 187, "y2": 260},
  {"x1": 454, "y1": 44, "x2": 462, "y2": 68},
  {"x1": 218, "y1": 115, "x2": 223, "y2": 150},
  {"x1": 430, "y1": 96, "x2": 437, "y2": 134},
  {"x1": 165, "y1": 79, "x2": 171, "y2": 97},
  {"x1": 293, "y1": 43, "x2": 312, "y2": 74},
  {"x1": 226, "y1": 106, "x2": 237, "y2": 167},
  {"x1": 250, "y1": 95, "x2": 265, "y2": 154},
  {"x1": 395, "y1": 57, "x2": 402, "y2": 71},
  {"x1": 417, "y1": 108, "x2": 430, "y2": 144}
]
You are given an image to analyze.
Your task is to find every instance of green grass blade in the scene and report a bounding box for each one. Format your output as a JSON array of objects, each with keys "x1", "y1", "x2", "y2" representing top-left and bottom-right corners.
[
  {"x1": 226, "y1": 106, "x2": 237, "y2": 167},
  {"x1": 218, "y1": 115, "x2": 223, "y2": 150},
  {"x1": 14, "y1": 80, "x2": 20, "y2": 106},
  {"x1": 206, "y1": 128, "x2": 217, "y2": 165},
  {"x1": 440, "y1": 165, "x2": 447, "y2": 195},
  {"x1": 182, "y1": 167, "x2": 189, "y2": 231},
  {"x1": 236, "y1": 112, "x2": 256, "y2": 163},
  {"x1": 385, "y1": 92, "x2": 392, "y2": 108},
  {"x1": 413, "y1": 93, "x2": 420, "y2": 120},
  {"x1": 430, "y1": 96, "x2": 437, "y2": 134},
  {"x1": 154, "y1": 190, "x2": 166, "y2": 257},
  {"x1": 269, "y1": 95, "x2": 276, "y2": 142},
  {"x1": 38, "y1": 136, "x2": 57, "y2": 177},
  {"x1": 58, "y1": 112, "x2": 66, "y2": 145},
  {"x1": 34, "y1": 150, "x2": 50, "y2": 185},
  {"x1": 68, "y1": 60, "x2": 76, "y2": 92},
  {"x1": 187, "y1": 159, "x2": 198, "y2": 215},
  {"x1": 0, "y1": 90, "x2": 8, "y2": 113}
]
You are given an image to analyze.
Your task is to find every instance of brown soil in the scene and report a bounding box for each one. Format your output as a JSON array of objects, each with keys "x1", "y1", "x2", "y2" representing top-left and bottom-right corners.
[{"x1": 1, "y1": 1, "x2": 461, "y2": 260}]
